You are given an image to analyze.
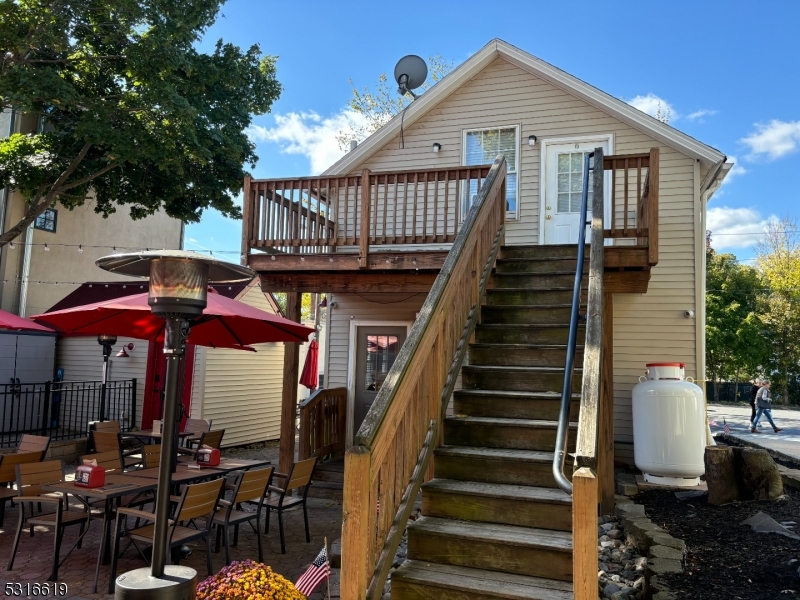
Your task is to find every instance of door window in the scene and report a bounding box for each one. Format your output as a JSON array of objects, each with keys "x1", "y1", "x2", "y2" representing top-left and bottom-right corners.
[
  {"x1": 557, "y1": 152, "x2": 593, "y2": 214},
  {"x1": 363, "y1": 335, "x2": 399, "y2": 392}
]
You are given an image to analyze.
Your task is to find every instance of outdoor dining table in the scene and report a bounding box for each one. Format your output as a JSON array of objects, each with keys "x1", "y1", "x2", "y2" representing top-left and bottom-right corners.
[{"x1": 43, "y1": 472, "x2": 159, "y2": 593}]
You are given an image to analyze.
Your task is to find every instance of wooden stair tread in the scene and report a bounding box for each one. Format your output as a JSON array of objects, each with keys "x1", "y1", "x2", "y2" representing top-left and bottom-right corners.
[
  {"x1": 392, "y1": 560, "x2": 574, "y2": 599},
  {"x1": 476, "y1": 324, "x2": 584, "y2": 329},
  {"x1": 446, "y1": 416, "x2": 577, "y2": 429},
  {"x1": 454, "y1": 390, "x2": 579, "y2": 400},
  {"x1": 409, "y1": 516, "x2": 573, "y2": 552},
  {"x1": 423, "y1": 479, "x2": 572, "y2": 505},
  {"x1": 461, "y1": 365, "x2": 582, "y2": 373},
  {"x1": 435, "y1": 446, "x2": 556, "y2": 463},
  {"x1": 469, "y1": 343, "x2": 584, "y2": 350}
]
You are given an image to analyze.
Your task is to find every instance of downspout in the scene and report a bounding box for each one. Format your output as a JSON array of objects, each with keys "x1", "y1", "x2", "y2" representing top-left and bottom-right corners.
[{"x1": 18, "y1": 222, "x2": 33, "y2": 317}]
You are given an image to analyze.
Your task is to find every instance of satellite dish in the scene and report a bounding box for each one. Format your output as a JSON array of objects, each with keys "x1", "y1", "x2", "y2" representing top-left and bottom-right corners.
[{"x1": 394, "y1": 55, "x2": 428, "y2": 99}]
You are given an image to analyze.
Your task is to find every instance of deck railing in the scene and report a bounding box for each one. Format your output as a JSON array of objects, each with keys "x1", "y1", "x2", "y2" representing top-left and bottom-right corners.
[
  {"x1": 603, "y1": 148, "x2": 660, "y2": 265},
  {"x1": 298, "y1": 387, "x2": 347, "y2": 461},
  {"x1": 339, "y1": 156, "x2": 507, "y2": 599},
  {"x1": 242, "y1": 166, "x2": 491, "y2": 260}
]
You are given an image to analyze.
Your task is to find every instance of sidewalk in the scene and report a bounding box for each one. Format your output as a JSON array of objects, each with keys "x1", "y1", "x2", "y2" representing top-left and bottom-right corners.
[{"x1": 707, "y1": 403, "x2": 800, "y2": 464}]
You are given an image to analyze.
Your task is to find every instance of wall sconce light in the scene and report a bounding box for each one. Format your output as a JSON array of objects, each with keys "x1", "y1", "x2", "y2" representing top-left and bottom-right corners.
[
  {"x1": 432, "y1": 143, "x2": 442, "y2": 153},
  {"x1": 528, "y1": 135, "x2": 537, "y2": 146}
]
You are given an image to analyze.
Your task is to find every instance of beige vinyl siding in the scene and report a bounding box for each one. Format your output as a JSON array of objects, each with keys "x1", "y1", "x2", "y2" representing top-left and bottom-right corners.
[
  {"x1": 189, "y1": 285, "x2": 286, "y2": 447},
  {"x1": 325, "y1": 293, "x2": 426, "y2": 390},
  {"x1": 56, "y1": 336, "x2": 147, "y2": 429},
  {"x1": 346, "y1": 57, "x2": 701, "y2": 443}
]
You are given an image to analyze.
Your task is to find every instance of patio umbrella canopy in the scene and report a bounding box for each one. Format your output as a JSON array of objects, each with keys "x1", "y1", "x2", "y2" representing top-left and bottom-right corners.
[
  {"x1": 32, "y1": 291, "x2": 314, "y2": 347},
  {"x1": 0, "y1": 308, "x2": 55, "y2": 332},
  {"x1": 300, "y1": 339, "x2": 319, "y2": 390}
]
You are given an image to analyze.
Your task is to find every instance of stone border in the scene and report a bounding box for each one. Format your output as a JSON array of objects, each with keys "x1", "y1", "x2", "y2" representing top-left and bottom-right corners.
[{"x1": 616, "y1": 495, "x2": 685, "y2": 600}]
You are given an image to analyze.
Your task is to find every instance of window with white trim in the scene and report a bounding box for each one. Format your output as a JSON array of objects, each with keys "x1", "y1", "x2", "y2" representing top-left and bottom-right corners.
[{"x1": 463, "y1": 126, "x2": 519, "y2": 218}]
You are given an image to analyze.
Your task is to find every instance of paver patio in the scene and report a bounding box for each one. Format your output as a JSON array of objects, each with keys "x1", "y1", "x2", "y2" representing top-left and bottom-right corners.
[{"x1": 0, "y1": 442, "x2": 342, "y2": 599}]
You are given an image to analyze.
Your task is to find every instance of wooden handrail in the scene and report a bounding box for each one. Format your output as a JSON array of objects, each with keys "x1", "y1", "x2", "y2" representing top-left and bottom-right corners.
[
  {"x1": 572, "y1": 147, "x2": 605, "y2": 600},
  {"x1": 340, "y1": 156, "x2": 507, "y2": 600},
  {"x1": 298, "y1": 387, "x2": 347, "y2": 461},
  {"x1": 244, "y1": 165, "x2": 492, "y2": 257}
]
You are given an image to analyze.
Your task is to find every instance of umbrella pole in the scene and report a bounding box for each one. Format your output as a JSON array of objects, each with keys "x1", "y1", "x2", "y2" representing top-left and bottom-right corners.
[{"x1": 150, "y1": 317, "x2": 184, "y2": 579}]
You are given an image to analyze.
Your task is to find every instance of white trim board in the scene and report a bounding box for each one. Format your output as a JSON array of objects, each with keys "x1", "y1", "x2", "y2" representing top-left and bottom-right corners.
[
  {"x1": 323, "y1": 39, "x2": 726, "y2": 177},
  {"x1": 345, "y1": 319, "x2": 413, "y2": 448}
]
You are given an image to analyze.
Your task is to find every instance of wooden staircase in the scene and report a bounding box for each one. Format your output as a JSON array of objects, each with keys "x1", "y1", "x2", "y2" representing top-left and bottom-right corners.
[{"x1": 391, "y1": 244, "x2": 586, "y2": 600}]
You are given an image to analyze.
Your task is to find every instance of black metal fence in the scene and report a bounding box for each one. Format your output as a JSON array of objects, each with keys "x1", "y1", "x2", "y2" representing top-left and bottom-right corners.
[
  {"x1": 706, "y1": 381, "x2": 753, "y2": 404},
  {"x1": 0, "y1": 379, "x2": 137, "y2": 448}
]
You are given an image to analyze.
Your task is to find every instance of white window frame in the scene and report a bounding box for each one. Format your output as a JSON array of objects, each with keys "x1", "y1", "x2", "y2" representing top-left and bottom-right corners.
[{"x1": 461, "y1": 124, "x2": 520, "y2": 220}]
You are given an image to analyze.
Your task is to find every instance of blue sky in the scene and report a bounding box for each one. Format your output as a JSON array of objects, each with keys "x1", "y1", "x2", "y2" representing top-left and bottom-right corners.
[{"x1": 186, "y1": 0, "x2": 800, "y2": 265}]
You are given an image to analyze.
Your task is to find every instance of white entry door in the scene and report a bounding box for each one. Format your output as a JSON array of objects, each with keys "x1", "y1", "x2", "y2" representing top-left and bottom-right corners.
[{"x1": 542, "y1": 139, "x2": 610, "y2": 245}]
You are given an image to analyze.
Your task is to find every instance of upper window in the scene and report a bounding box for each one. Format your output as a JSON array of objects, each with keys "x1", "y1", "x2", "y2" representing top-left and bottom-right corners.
[
  {"x1": 463, "y1": 126, "x2": 519, "y2": 218},
  {"x1": 34, "y1": 208, "x2": 57, "y2": 233}
]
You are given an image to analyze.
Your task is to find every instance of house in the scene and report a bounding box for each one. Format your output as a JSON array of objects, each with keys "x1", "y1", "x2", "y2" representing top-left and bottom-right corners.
[
  {"x1": 47, "y1": 280, "x2": 319, "y2": 448},
  {"x1": 246, "y1": 38, "x2": 730, "y2": 598}
]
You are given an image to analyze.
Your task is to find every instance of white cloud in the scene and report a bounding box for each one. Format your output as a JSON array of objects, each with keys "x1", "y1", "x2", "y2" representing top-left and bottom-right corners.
[
  {"x1": 247, "y1": 110, "x2": 369, "y2": 175},
  {"x1": 687, "y1": 109, "x2": 717, "y2": 121},
  {"x1": 626, "y1": 94, "x2": 677, "y2": 121},
  {"x1": 741, "y1": 119, "x2": 800, "y2": 161},
  {"x1": 706, "y1": 206, "x2": 777, "y2": 250}
]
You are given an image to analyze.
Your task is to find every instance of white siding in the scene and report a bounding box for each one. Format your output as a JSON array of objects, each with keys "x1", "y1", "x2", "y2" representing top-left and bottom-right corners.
[
  {"x1": 189, "y1": 285, "x2": 286, "y2": 447},
  {"x1": 56, "y1": 336, "x2": 147, "y2": 429},
  {"x1": 347, "y1": 57, "x2": 702, "y2": 443}
]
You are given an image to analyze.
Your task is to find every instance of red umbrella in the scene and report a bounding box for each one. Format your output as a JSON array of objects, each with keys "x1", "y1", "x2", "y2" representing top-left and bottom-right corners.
[
  {"x1": 32, "y1": 291, "x2": 314, "y2": 348},
  {"x1": 300, "y1": 339, "x2": 319, "y2": 390},
  {"x1": 0, "y1": 308, "x2": 55, "y2": 332}
]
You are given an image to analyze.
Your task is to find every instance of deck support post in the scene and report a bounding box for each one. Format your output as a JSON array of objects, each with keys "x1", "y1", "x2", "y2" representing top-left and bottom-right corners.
[
  {"x1": 279, "y1": 292, "x2": 302, "y2": 475},
  {"x1": 598, "y1": 292, "x2": 615, "y2": 515},
  {"x1": 572, "y1": 467, "x2": 599, "y2": 600}
]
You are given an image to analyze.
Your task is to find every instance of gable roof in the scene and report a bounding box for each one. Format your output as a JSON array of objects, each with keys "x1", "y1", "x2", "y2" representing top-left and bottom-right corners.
[{"x1": 324, "y1": 39, "x2": 727, "y2": 176}]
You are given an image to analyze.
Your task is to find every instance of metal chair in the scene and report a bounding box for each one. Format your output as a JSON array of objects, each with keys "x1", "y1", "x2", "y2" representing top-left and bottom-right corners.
[
  {"x1": 0, "y1": 452, "x2": 42, "y2": 527},
  {"x1": 182, "y1": 418, "x2": 212, "y2": 447},
  {"x1": 109, "y1": 477, "x2": 225, "y2": 592},
  {"x1": 212, "y1": 467, "x2": 273, "y2": 565},
  {"x1": 180, "y1": 429, "x2": 224, "y2": 456},
  {"x1": 91, "y1": 431, "x2": 142, "y2": 469},
  {"x1": 6, "y1": 460, "x2": 90, "y2": 581},
  {"x1": 16, "y1": 434, "x2": 51, "y2": 459},
  {"x1": 141, "y1": 444, "x2": 161, "y2": 469},
  {"x1": 264, "y1": 457, "x2": 317, "y2": 554}
]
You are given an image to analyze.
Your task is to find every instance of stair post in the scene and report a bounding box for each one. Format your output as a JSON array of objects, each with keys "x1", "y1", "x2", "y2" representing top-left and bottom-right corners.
[{"x1": 572, "y1": 467, "x2": 598, "y2": 600}]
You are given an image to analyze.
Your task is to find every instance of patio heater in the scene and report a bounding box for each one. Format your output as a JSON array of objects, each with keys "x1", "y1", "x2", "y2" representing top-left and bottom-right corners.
[
  {"x1": 96, "y1": 250, "x2": 254, "y2": 600},
  {"x1": 97, "y1": 334, "x2": 117, "y2": 421}
]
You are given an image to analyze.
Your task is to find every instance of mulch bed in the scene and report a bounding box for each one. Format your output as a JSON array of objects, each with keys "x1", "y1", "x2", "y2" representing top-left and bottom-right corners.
[{"x1": 638, "y1": 487, "x2": 800, "y2": 600}]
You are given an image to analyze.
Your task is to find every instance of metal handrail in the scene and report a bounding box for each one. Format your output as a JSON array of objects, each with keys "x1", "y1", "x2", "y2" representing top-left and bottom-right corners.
[{"x1": 552, "y1": 152, "x2": 594, "y2": 495}]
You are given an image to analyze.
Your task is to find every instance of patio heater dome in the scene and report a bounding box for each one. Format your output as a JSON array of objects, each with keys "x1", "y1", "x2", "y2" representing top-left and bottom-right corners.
[{"x1": 97, "y1": 250, "x2": 255, "y2": 317}]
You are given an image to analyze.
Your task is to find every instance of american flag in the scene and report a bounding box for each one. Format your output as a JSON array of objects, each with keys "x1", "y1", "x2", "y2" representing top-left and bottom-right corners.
[
  {"x1": 723, "y1": 419, "x2": 731, "y2": 434},
  {"x1": 295, "y1": 546, "x2": 331, "y2": 596}
]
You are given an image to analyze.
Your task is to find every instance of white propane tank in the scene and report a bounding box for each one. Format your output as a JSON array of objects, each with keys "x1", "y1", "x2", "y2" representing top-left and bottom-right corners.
[{"x1": 632, "y1": 362, "x2": 706, "y2": 487}]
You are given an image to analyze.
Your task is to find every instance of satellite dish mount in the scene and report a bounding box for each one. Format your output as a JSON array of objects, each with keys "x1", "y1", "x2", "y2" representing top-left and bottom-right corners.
[{"x1": 394, "y1": 55, "x2": 428, "y2": 99}]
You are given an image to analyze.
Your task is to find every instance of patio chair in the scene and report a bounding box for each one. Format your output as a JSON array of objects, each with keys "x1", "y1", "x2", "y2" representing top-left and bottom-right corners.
[
  {"x1": 91, "y1": 431, "x2": 142, "y2": 469},
  {"x1": 179, "y1": 429, "x2": 224, "y2": 456},
  {"x1": 182, "y1": 418, "x2": 212, "y2": 447},
  {"x1": 212, "y1": 467, "x2": 273, "y2": 565},
  {"x1": 141, "y1": 444, "x2": 161, "y2": 469},
  {"x1": 108, "y1": 477, "x2": 225, "y2": 591},
  {"x1": 0, "y1": 452, "x2": 42, "y2": 527},
  {"x1": 263, "y1": 457, "x2": 317, "y2": 554},
  {"x1": 16, "y1": 434, "x2": 51, "y2": 459},
  {"x1": 6, "y1": 460, "x2": 90, "y2": 581}
]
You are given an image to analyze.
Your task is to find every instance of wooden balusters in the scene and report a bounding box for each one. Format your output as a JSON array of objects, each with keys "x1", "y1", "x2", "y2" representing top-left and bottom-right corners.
[{"x1": 298, "y1": 387, "x2": 347, "y2": 461}]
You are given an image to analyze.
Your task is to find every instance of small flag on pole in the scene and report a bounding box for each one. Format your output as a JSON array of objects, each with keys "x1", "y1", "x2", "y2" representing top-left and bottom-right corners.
[
  {"x1": 723, "y1": 419, "x2": 731, "y2": 435},
  {"x1": 295, "y1": 545, "x2": 331, "y2": 596}
]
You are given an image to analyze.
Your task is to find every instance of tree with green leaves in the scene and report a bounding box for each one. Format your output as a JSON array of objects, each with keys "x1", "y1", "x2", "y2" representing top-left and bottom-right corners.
[
  {"x1": 755, "y1": 218, "x2": 800, "y2": 404},
  {"x1": 705, "y1": 248, "x2": 768, "y2": 400},
  {"x1": 0, "y1": 0, "x2": 281, "y2": 247},
  {"x1": 336, "y1": 55, "x2": 453, "y2": 151}
]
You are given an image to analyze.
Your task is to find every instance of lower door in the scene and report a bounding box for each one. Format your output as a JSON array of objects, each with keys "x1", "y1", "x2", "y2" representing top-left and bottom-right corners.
[
  {"x1": 543, "y1": 139, "x2": 610, "y2": 244},
  {"x1": 353, "y1": 326, "x2": 407, "y2": 436}
]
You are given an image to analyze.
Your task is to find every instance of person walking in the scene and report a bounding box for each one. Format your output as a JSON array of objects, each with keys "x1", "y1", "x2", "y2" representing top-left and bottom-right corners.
[
  {"x1": 749, "y1": 379, "x2": 761, "y2": 425},
  {"x1": 751, "y1": 380, "x2": 783, "y2": 433}
]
